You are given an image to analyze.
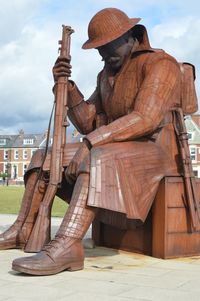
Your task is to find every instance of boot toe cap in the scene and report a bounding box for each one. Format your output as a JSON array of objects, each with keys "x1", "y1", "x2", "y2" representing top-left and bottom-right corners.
[{"x1": 12, "y1": 252, "x2": 53, "y2": 274}]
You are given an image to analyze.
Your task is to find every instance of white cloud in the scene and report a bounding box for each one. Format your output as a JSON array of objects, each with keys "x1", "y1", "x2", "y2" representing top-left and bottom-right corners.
[
  {"x1": 150, "y1": 15, "x2": 200, "y2": 100},
  {"x1": 0, "y1": 0, "x2": 47, "y2": 44},
  {"x1": 0, "y1": 0, "x2": 104, "y2": 134},
  {"x1": 0, "y1": 0, "x2": 200, "y2": 134}
]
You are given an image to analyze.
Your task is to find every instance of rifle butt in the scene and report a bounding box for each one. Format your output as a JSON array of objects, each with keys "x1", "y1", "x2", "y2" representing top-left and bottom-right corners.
[
  {"x1": 25, "y1": 183, "x2": 57, "y2": 252},
  {"x1": 24, "y1": 204, "x2": 51, "y2": 253}
]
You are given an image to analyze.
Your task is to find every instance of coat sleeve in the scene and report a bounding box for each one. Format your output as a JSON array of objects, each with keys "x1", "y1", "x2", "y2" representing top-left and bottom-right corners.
[
  {"x1": 85, "y1": 57, "x2": 181, "y2": 146},
  {"x1": 67, "y1": 67, "x2": 105, "y2": 135},
  {"x1": 67, "y1": 82, "x2": 98, "y2": 135}
]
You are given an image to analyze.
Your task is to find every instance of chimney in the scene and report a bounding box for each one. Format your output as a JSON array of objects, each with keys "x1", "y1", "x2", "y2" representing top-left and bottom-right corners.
[{"x1": 18, "y1": 129, "x2": 24, "y2": 137}]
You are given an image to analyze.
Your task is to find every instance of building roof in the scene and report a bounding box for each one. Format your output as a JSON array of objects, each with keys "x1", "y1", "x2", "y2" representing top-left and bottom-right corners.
[
  {"x1": 0, "y1": 118, "x2": 199, "y2": 148},
  {"x1": 0, "y1": 133, "x2": 46, "y2": 148},
  {"x1": 185, "y1": 116, "x2": 200, "y2": 145}
]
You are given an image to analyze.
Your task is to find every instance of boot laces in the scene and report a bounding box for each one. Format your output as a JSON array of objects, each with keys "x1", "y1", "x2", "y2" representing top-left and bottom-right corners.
[{"x1": 42, "y1": 235, "x2": 66, "y2": 252}]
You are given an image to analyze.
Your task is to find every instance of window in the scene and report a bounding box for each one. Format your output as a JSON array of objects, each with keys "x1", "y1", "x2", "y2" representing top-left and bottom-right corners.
[
  {"x1": 23, "y1": 139, "x2": 34, "y2": 145},
  {"x1": 190, "y1": 147, "x2": 196, "y2": 161},
  {"x1": 14, "y1": 150, "x2": 19, "y2": 160},
  {"x1": 13, "y1": 165, "x2": 18, "y2": 179},
  {"x1": 188, "y1": 133, "x2": 193, "y2": 140},
  {"x1": 0, "y1": 139, "x2": 6, "y2": 145},
  {"x1": 193, "y1": 170, "x2": 198, "y2": 177},
  {"x1": 31, "y1": 149, "x2": 36, "y2": 157},
  {"x1": 23, "y1": 150, "x2": 28, "y2": 159},
  {"x1": 4, "y1": 150, "x2": 8, "y2": 160},
  {"x1": 23, "y1": 164, "x2": 28, "y2": 175}
]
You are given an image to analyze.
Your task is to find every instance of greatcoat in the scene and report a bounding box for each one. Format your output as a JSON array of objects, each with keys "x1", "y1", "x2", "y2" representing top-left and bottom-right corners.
[{"x1": 67, "y1": 26, "x2": 182, "y2": 222}]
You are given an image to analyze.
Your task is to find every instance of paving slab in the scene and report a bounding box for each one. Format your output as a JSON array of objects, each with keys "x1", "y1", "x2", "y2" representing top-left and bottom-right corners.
[{"x1": 1, "y1": 214, "x2": 200, "y2": 301}]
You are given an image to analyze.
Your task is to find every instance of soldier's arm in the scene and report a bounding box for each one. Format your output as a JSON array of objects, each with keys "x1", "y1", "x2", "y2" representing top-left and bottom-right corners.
[
  {"x1": 84, "y1": 58, "x2": 181, "y2": 147},
  {"x1": 67, "y1": 82, "x2": 98, "y2": 135},
  {"x1": 52, "y1": 56, "x2": 99, "y2": 135}
]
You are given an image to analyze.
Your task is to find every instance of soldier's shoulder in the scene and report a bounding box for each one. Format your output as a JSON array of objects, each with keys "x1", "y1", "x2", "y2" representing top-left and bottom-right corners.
[{"x1": 143, "y1": 48, "x2": 178, "y2": 65}]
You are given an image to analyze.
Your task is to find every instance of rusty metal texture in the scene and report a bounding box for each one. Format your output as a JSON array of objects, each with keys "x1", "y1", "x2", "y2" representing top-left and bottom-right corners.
[{"x1": 1, "y1": 8, "x2": 199, "y2": 274}]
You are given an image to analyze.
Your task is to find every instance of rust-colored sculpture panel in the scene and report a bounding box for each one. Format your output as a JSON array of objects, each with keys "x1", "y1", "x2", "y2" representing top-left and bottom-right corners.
[{"x1": 0, "y1": 7, "x2": 199, "y2": 275}]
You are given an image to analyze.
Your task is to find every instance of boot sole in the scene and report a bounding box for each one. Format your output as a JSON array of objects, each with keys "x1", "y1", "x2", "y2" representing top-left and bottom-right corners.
[{"x1": 12, "y1": 261, "x2": 84, "y2": 276}]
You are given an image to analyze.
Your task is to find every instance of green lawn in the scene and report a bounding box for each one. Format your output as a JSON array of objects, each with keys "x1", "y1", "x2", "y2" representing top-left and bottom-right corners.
[{"x1": 0, "y1": 185, "x2": 68, "y2": 217}]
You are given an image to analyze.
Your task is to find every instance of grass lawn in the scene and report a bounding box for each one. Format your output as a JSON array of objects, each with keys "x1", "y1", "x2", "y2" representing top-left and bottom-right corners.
[{"x1": 0, "y1": 185, "x2": 68, "y2": 217}]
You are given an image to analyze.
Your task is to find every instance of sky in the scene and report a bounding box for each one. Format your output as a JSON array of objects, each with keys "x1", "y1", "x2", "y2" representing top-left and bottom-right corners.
[{"x1": 0, "y1": 0, "x2": 199, "y2": 134}]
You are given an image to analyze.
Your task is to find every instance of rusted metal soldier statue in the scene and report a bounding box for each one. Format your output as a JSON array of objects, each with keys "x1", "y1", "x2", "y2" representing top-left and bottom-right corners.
[{"x1": 0, "y1": 8, "x2": 198, "y2": 275}]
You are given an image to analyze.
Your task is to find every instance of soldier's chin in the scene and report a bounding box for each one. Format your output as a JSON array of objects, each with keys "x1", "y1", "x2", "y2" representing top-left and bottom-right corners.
[{"x1": 109, "y1": 61, "x2": 122, "y2": 71}]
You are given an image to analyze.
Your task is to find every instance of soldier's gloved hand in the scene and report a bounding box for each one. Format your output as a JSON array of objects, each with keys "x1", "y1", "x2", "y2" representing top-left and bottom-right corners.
[
  {"x1": 52, "y1": 56, "x2": 72, "y2": 83},
  {"x1": 65, "y1": 140, "x2": 91, "y2": 184}
]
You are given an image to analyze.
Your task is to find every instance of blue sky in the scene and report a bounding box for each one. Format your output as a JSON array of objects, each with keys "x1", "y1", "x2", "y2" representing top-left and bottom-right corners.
[{"x1": 0, "y1": 0, "x2": 199, "y2": 134}]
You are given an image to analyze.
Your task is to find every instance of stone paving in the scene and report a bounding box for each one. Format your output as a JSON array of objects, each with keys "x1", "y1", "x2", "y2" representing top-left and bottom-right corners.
[{"x1": 1, "y1": 214, "x2": 200, "y2": 301}]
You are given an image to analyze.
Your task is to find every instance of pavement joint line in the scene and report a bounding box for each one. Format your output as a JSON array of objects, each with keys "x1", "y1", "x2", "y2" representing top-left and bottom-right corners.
[{"x1": 1, "y1": 214, "x2": 200, "y2": 300}]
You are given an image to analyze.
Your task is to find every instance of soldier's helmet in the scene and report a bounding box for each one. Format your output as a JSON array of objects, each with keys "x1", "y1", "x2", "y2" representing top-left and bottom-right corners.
[{"x1": 82, "y1": 8, "x2": 141, "y2": 50}]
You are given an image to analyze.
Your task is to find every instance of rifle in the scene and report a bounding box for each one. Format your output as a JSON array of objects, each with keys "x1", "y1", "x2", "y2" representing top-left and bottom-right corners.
[
  {"x1": 25, "y1": 25, "x2": 74, "y2": 252},
  {"x1": 173, "y1": 107, "x2": 200, "y2": 231}
]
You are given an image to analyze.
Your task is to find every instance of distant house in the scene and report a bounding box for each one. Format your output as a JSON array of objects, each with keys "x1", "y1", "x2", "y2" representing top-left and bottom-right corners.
[
  {"x1": 0, "y1": 127, "x2": 82, "y2": 184},
  {"x1": 71, "y1": 128, "x2": 84, "y2": 142},
  {"x1": 185, "y1": 115, "x2": 200, "y2": 177},
  {"x1": 0, "y1": 130, "x2": 46, "y2": 183},
  {"x1": 1, "y1": 117, "x2": 200, "y2": 184}
]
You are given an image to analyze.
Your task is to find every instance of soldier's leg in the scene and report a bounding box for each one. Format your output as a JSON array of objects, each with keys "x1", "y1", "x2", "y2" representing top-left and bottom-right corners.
[
  {"x1": 0, "y1": 170, "x2": 46, "y2": 250},
  {"x1": 12, "y1": 173, "x2": 97, "y2": 275}
]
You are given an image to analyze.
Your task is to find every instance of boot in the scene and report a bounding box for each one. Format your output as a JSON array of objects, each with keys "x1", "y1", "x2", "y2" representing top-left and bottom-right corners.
[
  {"x1": 12, "y1": 173, "x2": 97, "y2": 275},
  {"x1": 0, "y1": 171, "x2": 45, "y2": 250},
  {"x1": 12, "y1": 237, "x2": 84, "y2": 275}
]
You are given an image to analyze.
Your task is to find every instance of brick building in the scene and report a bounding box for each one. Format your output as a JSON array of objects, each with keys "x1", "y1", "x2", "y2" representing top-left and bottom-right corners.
[
  {"x1": 185, "y1": 115, "x2": 200, "y2": 177},
  {"x1": 1, "y1": 118, "x2": 200, "y2": 184},
  {"x1": 0, "y1": 130, "x2": 46, "y2": 183}
]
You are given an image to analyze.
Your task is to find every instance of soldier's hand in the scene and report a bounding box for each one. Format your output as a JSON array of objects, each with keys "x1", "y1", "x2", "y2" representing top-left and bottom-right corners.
[
  {"x1": 52, "y1": 56, "x2": 72, "y2": 82},
  {"x1": 65, "y1": 140, "x2": 91, "y2": 184}
]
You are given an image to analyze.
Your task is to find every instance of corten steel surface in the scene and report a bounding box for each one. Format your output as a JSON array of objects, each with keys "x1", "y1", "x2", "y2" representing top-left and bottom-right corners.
[
  {"x1": 152, "y1": 177, "x2": 200, "y2": 258},
  {"x1": 0, "y1": 25, "x2": 74, "y2": 253},
  {"x1": 68, "y1": 36, "x2": 198, "y2": 222},
  {"x1": 25, "y1": 25, "x2": 74, "y2": 252},
  {"x1": 0, "y1": 171, "x2": 46, "y2": 250},
  {"x1": 0, "y1": 8, "x2": 199, "y2": 275},
  {"x1": 93, "y1": 177, "x2": 200, "y2": 258},
  {"x1": 82, "y1": 8, "x2": 141, "y2": 49}
]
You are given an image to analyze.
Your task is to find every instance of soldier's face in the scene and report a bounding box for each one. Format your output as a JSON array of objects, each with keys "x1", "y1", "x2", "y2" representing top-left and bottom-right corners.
[{"x1": 97, "y1": 33, "x2": 134, "y2": 71}]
